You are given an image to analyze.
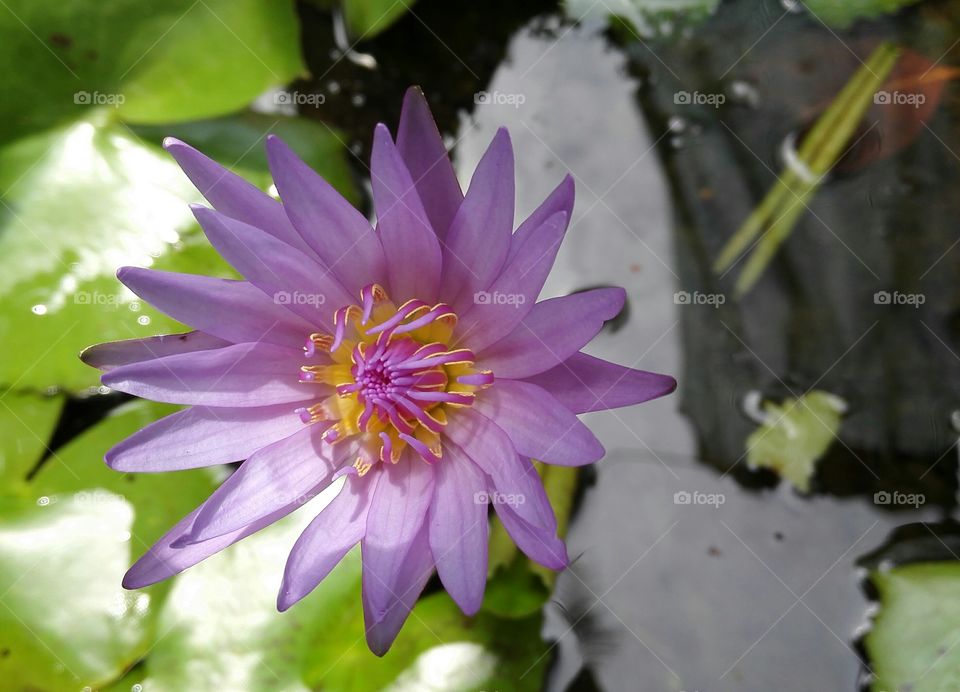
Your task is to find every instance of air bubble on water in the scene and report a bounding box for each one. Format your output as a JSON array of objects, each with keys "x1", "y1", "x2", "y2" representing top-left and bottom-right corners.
[
  {"x1": 730, "y1": 80, "x2": 761, "y2": 108},
  {"x1": 31, "y1": 304, "x2": 47, "y2": 315},
  {"x1": 37, "y1": 496, "x2": 51, "y2": 507},
  {"x1": 137, "y1": 315, "x2": 150, "y2": 326}
]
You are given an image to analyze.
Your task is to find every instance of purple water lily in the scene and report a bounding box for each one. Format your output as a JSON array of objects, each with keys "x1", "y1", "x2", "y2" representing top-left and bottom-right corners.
[{"x1": 82, "y1": 87, "x2": 676, "y2": 655}]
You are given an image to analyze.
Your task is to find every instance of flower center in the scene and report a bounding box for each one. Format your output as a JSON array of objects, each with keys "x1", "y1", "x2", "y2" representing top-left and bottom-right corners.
[{"x1": 296, "y1": 284, "x2": 492, "y2": 475}]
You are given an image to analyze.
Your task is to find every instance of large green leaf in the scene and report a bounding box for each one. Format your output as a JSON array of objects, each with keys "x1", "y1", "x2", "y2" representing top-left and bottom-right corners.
[
  {"x1": 0, "y1": 0, "x2": 303, "y2": 143},
  {"x1": 0, "y1": 392, "x2": 62, "y2": 486},
  {"x1": 0, "y1": 113, "x2": 356, "y2": 394},
  {"x1": 866, "y1": 562, "x2": 960, "y2": 691},
  {"x1": 0, "y1": 399, "x2": 219, "y2": 690},
  {"x1": 0, "y1": 117, "x2": 231, "y2": 393}
]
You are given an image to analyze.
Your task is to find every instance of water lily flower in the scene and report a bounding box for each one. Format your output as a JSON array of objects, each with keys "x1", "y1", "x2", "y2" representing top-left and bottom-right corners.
[{"x1": 82, "y1": 87, "x2": 676, "y2": 655}]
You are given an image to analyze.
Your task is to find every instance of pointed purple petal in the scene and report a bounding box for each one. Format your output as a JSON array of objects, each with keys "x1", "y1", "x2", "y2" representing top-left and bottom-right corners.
[
  {"x1": 507, "y1": 174, "x2": 574, "y2": 263},
  {"x1": 477, "y1": 287, "x2": 626, "y2": 378},
  {"x1": 455, "y1": 210, "x2": 568, "y2": 351},
  {"x1": 101, "y1": 342, "x2": 317, "y2": 407},
  {"x1": 361, "y1": 457, "x2": 435, "y2": 622},
  {"x1": 363, "y1": 521, "x2": 434, "y2": 656},
  {"x1": 371, "y1": 124, "x2": 442, "y2": 302},
  {"x1": 473, "y1": 379, "x2": 604, "y2": 466},
  {"x1": 266, "y1": 135, "x2": 386, "y2": 294},
  {"x1": 278, "y1": 472, "x2": 379, "y2": 611},
  {"x1": 192, "y1": 206, "x2": 353, "y2": 328},
  {"x1": 439, "y1": 128, "x2": 515, "y2": 314},
  {"x1": 523, "y1": 352, "x2": 677, "y2": 413},
  {"x1": 164, "y1": 137, "x2": 316, "y2": 256},
  {"x1": 444, "y1": 408, "x2": 553, "y2": 531},
  {"x1": 396, "y1": 86, "x2": 463, "y2": 240},
  {"x1": 428, "y1": 443, "x2": 488, "y2": 615},
  {"x1": 80, "y1": 332, "x2": 228, "y2": 372},
  {"x1": 105, "y1": 404, "x2": 305, "y2": 472},
  {"x1": 493, "y1": 492, "x2": 568, "y2": 571},
  {"x1": 183, "y1": 426, "x2": 349, "y2": 544},
  {"x1": 117, "y1": 267, "x2": 314, "y2": 348},
  {"x1": 123, "y1": 496, "x2": 301, "y2": 589}
]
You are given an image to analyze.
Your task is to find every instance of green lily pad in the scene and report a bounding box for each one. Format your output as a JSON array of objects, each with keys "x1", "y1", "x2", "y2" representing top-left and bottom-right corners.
[
  {"x1": 0, "y1": 0, "x2": 303, "y2": 143},
  {"x1": 866, "y1": 562, "x2": 960, "y2": 692},
  {"x1": 745, "y1": 390, "x2": 845, "y2": 491},
  {"x1": 0, "y1": 392, "x2": 63, "y2": 486},
  {"x1": 343, "y1": 0, "x2": 417, "y2": 39},
  {"x1": 0, "y1": 399, "x2": 219, "y2": 690},
  {"x1": 0, "y1": 113, "x2": 356, "y2": 394},
  {"x1": 133, "y1": 111, "x2": 360, "y2": 205}
]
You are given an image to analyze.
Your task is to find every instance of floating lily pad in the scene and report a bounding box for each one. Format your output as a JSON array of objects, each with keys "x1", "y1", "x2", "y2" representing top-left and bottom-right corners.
[
  {"x1": 867, "y1": 562, "x2": 960, "y2": 692},
  {"x1": 746, "y1": 391, "x2": 845, "y2": 491},
  {"x1": 0, "y1": 0, "x2": 304, "y2": 143},
  {"x1": 0, "y1": 113, "x2": 356, "y2": 394},
  {"x1": 0, "y1": 399, "x2": 218, "y2": 690},
  {"x1": 0, "y1": 392, "x2": 63, "y2": 486}
]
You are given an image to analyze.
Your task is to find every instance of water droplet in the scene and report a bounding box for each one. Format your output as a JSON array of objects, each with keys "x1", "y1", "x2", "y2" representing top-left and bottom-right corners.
[
  {"x1": 37, "y1": 496, "x2": 50, "y2": 506},
  {"x1": 137, "y1": 315, "x2": 150, "y2": 326},
  {"x1": 31, "y1": 304, "x2": 47, "y2": 315}
]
